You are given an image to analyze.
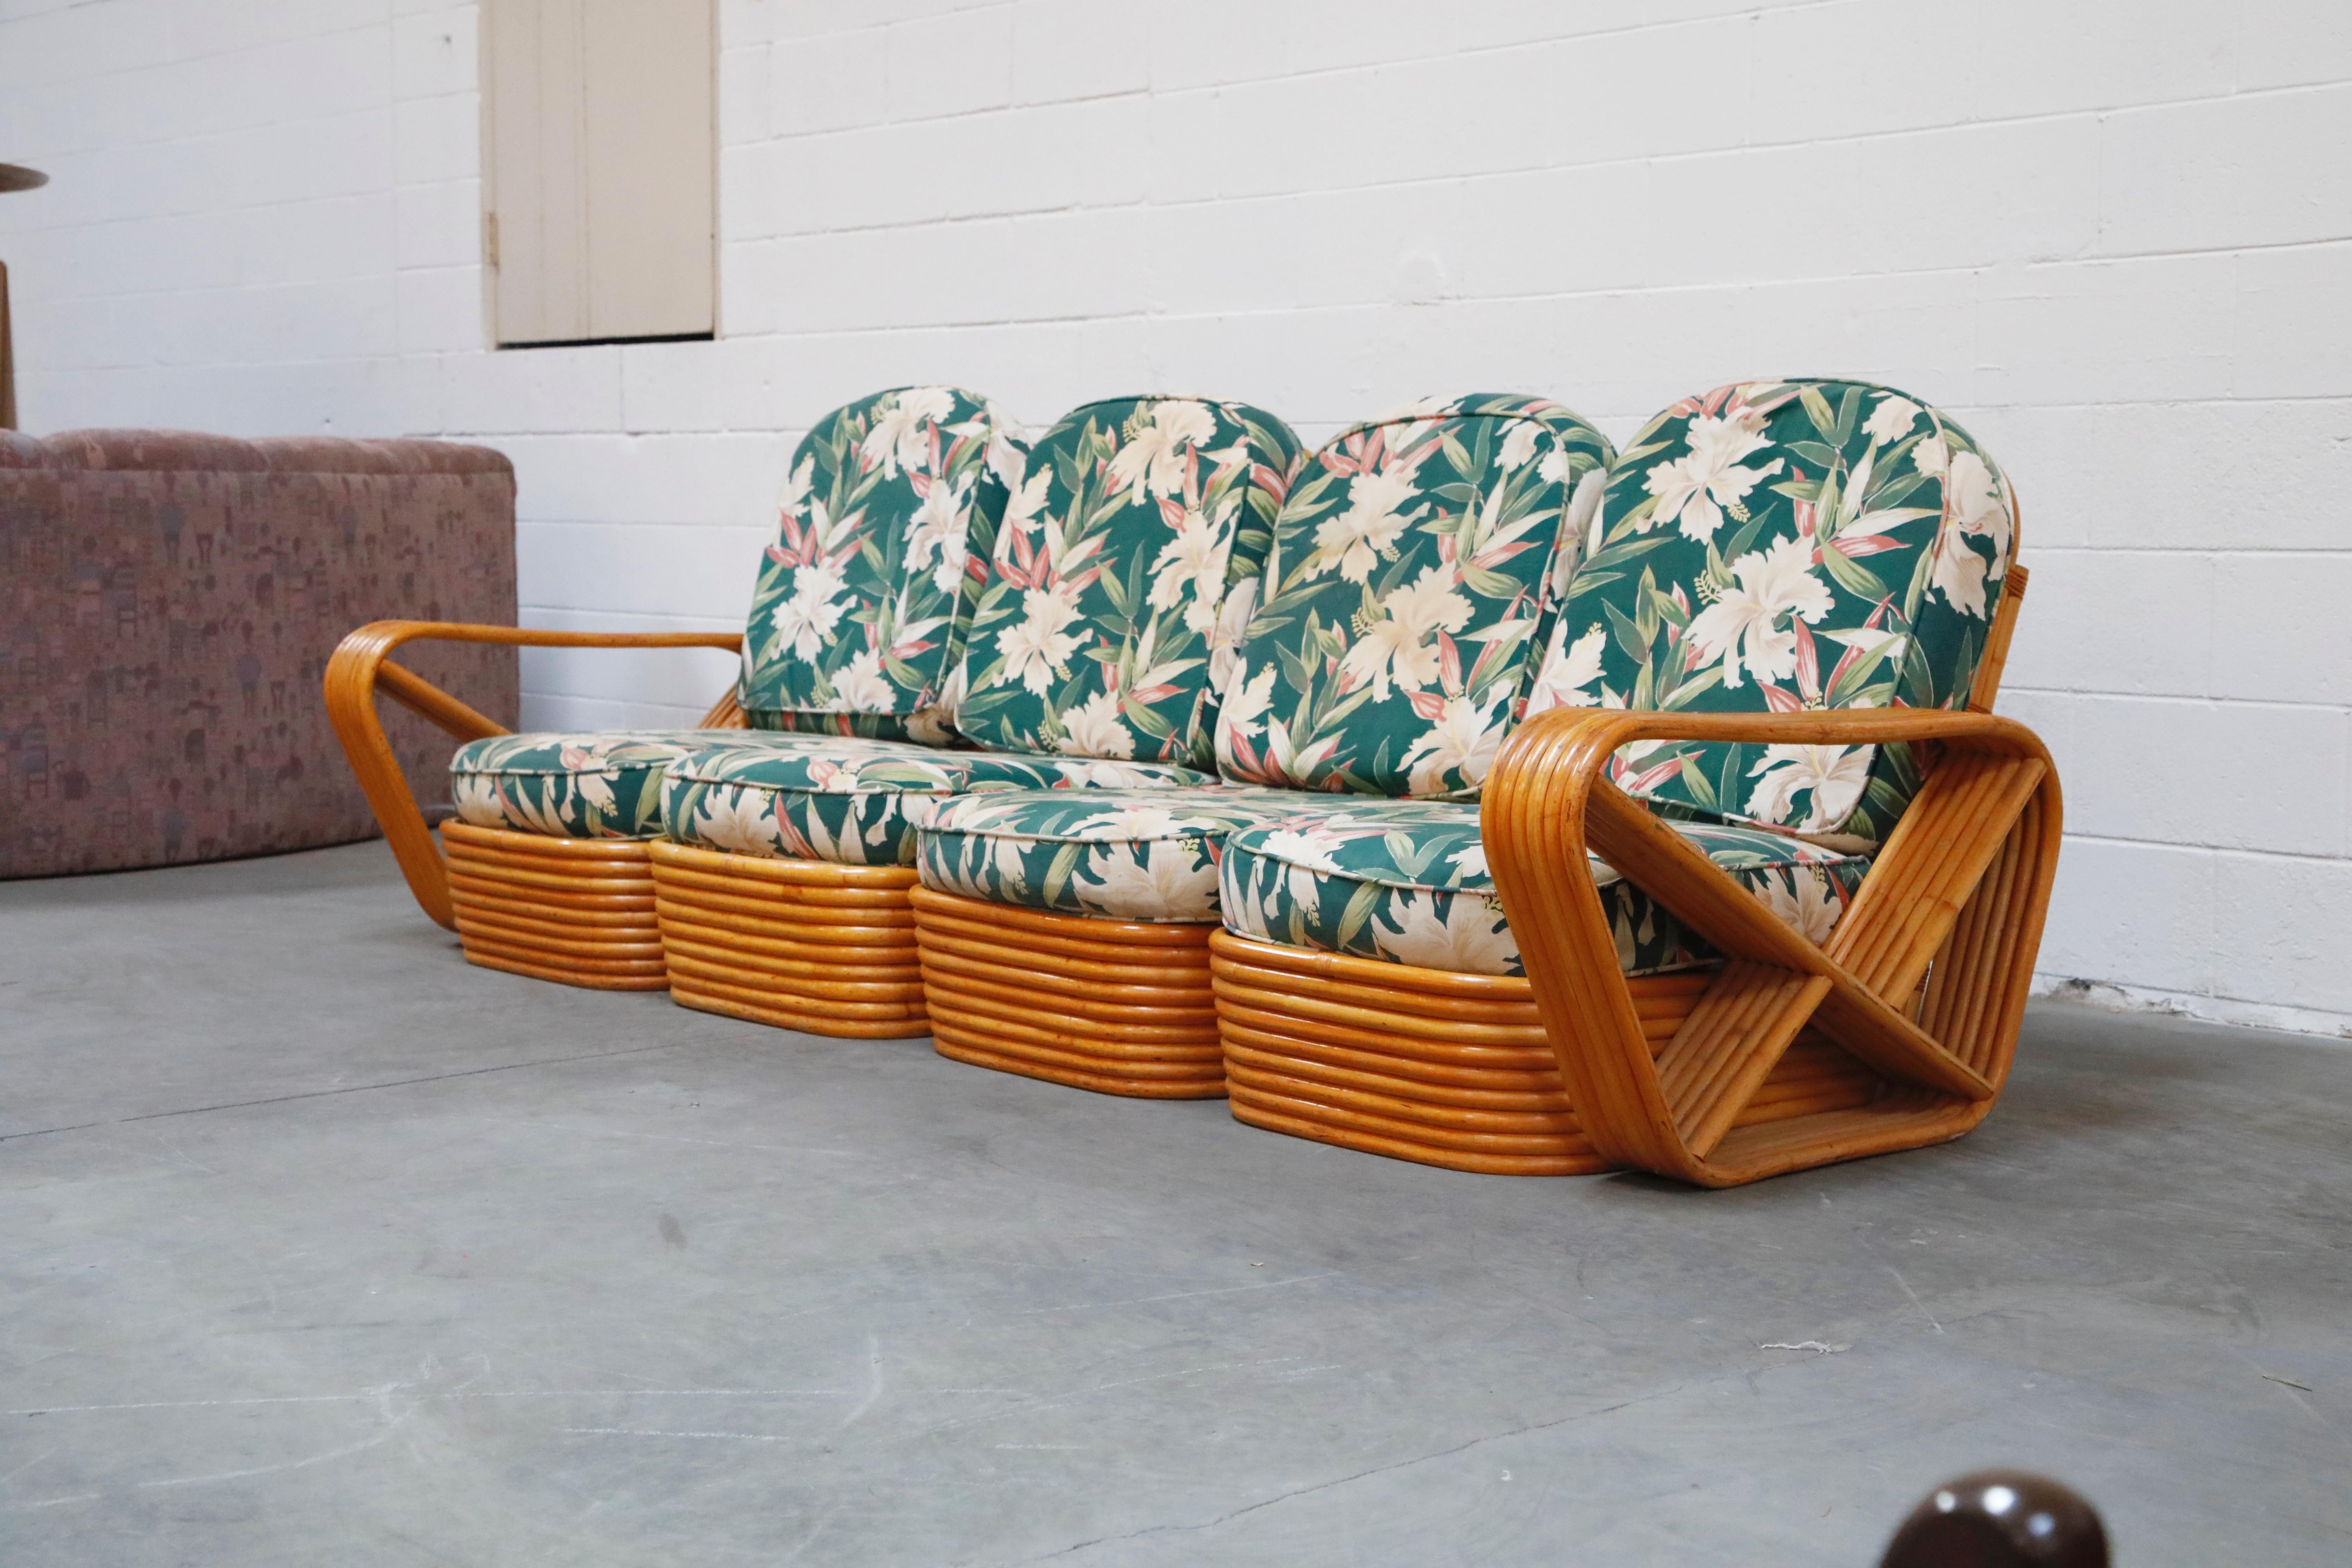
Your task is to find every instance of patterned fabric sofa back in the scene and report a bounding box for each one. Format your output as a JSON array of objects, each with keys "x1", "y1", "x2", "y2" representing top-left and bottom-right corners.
[
  {"x1": 737, "y1": 386, "x2": 1026, "y2": 742},
  {"x1": 2, "y1": 429, "x2": 516, "y2": 877},
  {"x1": 1212, "y1": 394, "x2": 1615, "y2": 800},
  {"x1": 1523, "y1": 378, "x2": 2016, "y2": 842},
  {"x1": 948, "y1": 396, "x2": 1303, "y2": 768}
]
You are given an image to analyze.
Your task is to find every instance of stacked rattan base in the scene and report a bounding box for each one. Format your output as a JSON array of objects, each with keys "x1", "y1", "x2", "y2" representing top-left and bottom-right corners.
[
  {"x1": 1207, "y1": 932, "x2": 1882, "y2": 1176},
  {"x1": 439, "y1": 821, "x2": 1894, "y2": 1174},
  {"x1": 909, "y1": 888, "x2": 1226, "y2": 1098},
  {"x1": 646, "y1": 841, "x2": 927, "y2": 1038},
  {"x1": 440, "y1": 821, "x2": 667, "y2": 989}
]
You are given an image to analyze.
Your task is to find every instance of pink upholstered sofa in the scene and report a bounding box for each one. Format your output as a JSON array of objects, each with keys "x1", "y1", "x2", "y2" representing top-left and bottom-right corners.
[{"x1": 1, "y1": 429, "x2": 517, "y2": 877}]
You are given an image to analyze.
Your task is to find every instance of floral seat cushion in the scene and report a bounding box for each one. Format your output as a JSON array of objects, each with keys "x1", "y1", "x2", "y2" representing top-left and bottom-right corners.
[
  {"x1": 737, "y1": 386, "x2": 1028, "y2": 742},
  {"x1": 1217, "y1": 797, "x2": 1871, "y2": 978},
  {"x1": 951, "y1": 396, "x2": 1303, "y2": 769},
  {"x1": 660, "y1": 738, "x2": 1214, "y2": 868},
  {"x1": 449, "y1": 729, "x2": 839, "y2": 840},
  {"x1": 915, "y1": 784, "x2": 1303, "y2": 923},
  {"x1": 1522, "y1": 379, "x2": 2015, "y2": 844},
  {"x1": 1213, "y1": 394, "x2": 1614, "y2": 800}
]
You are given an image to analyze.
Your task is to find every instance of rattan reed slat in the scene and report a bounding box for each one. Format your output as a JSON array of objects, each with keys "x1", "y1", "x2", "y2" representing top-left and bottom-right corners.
[
  {"x1": 440, "y1": 821, "x2": 669, "y2": 990},
  {"x1": 910, "y1": 888, "x2": 1226, "y2": 1098},
  {"x1": 649, "y1": 841, "x2": 931, "y2": 1039},
  {"x1": 1483, "y1": 704, "x2": 2062, "y2": 1186}
]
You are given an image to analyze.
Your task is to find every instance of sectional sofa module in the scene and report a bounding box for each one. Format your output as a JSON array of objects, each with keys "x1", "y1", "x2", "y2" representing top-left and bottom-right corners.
[
  {"x1": 327, "y1": 386, "x2": 1023, "y2": 994},
  {"x1": 1210, "y1": 380, "x2": 2051, "y2": 1186}
]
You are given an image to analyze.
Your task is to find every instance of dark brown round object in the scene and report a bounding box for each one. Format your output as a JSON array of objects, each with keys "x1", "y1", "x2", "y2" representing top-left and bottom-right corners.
[{"x1": 1881, "y1": 1470, "x2": 2109, "y2": 1568}]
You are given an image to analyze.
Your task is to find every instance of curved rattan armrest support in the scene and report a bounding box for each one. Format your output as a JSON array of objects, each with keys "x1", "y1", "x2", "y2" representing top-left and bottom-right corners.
[
  {"x1": 1482, "y1": 707, "x2": 2064, "y2": 1186},
  {"x1": 323, "y1": 620, "x2": 747, "y2": 929},
  {"x1": 1494, "y1": 704, "x2": 2048, "y2": 762}
]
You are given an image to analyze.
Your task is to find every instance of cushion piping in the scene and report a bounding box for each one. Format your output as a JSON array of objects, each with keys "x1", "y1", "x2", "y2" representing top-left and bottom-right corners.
[{"x1": 1230, "y1": 833, "x2": 1867, "y2": 900}]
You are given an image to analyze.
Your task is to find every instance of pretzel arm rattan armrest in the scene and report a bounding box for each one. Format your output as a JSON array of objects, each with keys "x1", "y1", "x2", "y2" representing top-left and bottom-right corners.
[
  {"x1": 324, "y1": 620, "x2": 747, "y2": 929},
  {"x1": 1482, "y1": 707, "x2": 2063, "y2": 1187}
]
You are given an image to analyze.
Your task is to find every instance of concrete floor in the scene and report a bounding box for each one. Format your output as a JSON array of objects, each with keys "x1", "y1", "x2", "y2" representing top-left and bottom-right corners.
[{"x1": 2, "y1": 843, "x2": 2347, "y2": 1567}]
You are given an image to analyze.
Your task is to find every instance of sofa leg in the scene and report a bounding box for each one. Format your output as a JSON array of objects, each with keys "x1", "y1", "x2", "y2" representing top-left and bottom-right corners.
[
  {"x1": 1205, "y1": 933, "x2": 1889, "y2": 1177},
  {"x1": 909, "y1": 888, "x2": 1226, "y2": 1099},
  {"x1": 441, "y1": 821, "x2": 667, "y2": 990},
  {"x1": 648, "y1": 842, "x2": 929, "y2": 1039}
]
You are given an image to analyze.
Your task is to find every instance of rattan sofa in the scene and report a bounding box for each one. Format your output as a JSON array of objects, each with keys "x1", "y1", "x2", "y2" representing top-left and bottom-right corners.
[{"x1": 328, "y1": 378, "x2": 2055, "y2": 1187}]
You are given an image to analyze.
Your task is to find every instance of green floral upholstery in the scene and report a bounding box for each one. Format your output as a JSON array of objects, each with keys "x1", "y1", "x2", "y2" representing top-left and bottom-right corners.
[
  {"x1": 906, "y1": 395, "x2": 1616, "y2": 922},
  {"x1": 451, "y1": 388, "x2": 1029, "y2": 845},
  {"x1": 1213, "y1": 394, "x2": 1614, "y2": 800},
  {"x1": 1218, "y1": 798, "x2": 1870, "y2": 978},
  {"x1": 738, "y1": 386, "x2": 1027, "y2": 742},
  {"x1": 450, "y1": 729, "x2": 754, "y2": 840},
  {"x1": 1523, "y1": 379, "x2": 2014, "y2": 842},
  {"x1": 916, "y1": 784, "x2": 1298, "y2": 922},
  {"x1": 950, "y1": 397, "x2": 1303, "y2": 769},
  {"x1": 661, "y1": 737, "x2": 1214, "y2": 868}
]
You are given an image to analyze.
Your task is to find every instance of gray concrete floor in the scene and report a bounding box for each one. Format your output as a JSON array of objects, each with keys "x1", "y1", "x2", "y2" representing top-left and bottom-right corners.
[{"x1": 2, "y1": 843, "x2": 2346, "y2": 1567}]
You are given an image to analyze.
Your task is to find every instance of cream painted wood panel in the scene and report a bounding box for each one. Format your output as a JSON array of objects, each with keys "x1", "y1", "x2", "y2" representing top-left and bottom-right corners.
[
  {"x1": 579, "y1": 1, "x2": 714, "y2": 341},
  {"x1": 486, "y1": 0, "x2": 589, "y2": 344},
  {"x1": 485, "y1": 0, "x2": 713, "y2": 346}
]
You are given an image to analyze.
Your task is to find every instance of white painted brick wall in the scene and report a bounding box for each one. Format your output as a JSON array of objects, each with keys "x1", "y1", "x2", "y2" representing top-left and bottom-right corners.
[{"x1": 4, "y1": 0, "x2": 2348, "y2": 1033}]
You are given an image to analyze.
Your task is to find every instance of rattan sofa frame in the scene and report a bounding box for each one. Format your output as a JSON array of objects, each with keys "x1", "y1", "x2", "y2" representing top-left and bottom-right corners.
[
  {"x1": 1478, "y1": 700, "x2": 2059, "y2": 1186},
  {"x1": 324, "y1": 620, "x2": 744, "y2": 989}
]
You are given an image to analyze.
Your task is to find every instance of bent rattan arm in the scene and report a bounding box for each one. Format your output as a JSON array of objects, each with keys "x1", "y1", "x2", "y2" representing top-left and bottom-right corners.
[
  {"x1": 1482, "y1": 707, "x2": 2063, "y2": 1186},
  {"x1": 323, "y1": 620, "x2": 746, "y2": 930}
]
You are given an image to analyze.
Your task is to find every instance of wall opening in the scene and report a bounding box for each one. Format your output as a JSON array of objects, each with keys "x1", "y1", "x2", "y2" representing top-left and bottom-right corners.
[{"x1": 482, "y1": 0, "x2": 715, "y2": 349}]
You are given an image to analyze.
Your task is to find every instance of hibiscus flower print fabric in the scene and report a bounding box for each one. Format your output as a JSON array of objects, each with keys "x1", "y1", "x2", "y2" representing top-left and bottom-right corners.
[
  {"x1": 450, "y1": 729, "x2": 818, "y2": 840},
  {"x1": 916, "y1": 785, "x2": 1296, "y2": 923},
  {"x1": 660, "y1": 736, "x2": 1214, "y2": 868},
  {"x1": 1522, "y1": 379, "x2": 2014, "y2": 842},
  {"x1": 1212, "y1": 395, "x2": 1614, "y2": 800},
  {"x1": 950, "y1": 397, "x2": 1303, "y2": 769},
  {"x1": 737, "y1": 386, "x2": 1027, "y2": 742},
  {"x1": 1216, "y1": 797, "x2": 1871, "y2": 978}
]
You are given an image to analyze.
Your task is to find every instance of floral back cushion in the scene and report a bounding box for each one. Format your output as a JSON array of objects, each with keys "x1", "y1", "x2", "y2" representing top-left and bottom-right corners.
[
  {"x1": 1212, "y1": 394, "x2": 1615, "y2": 800},
  {"x1": 949, "y1": 397, "x2": 1303, "y2": 768},
  {"x1": 1524, "y1": 379, "x2": 2016, "y2": 842},
  {"x1": 737, "y1": 386, "x2": 1027, "y2": 743}
]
